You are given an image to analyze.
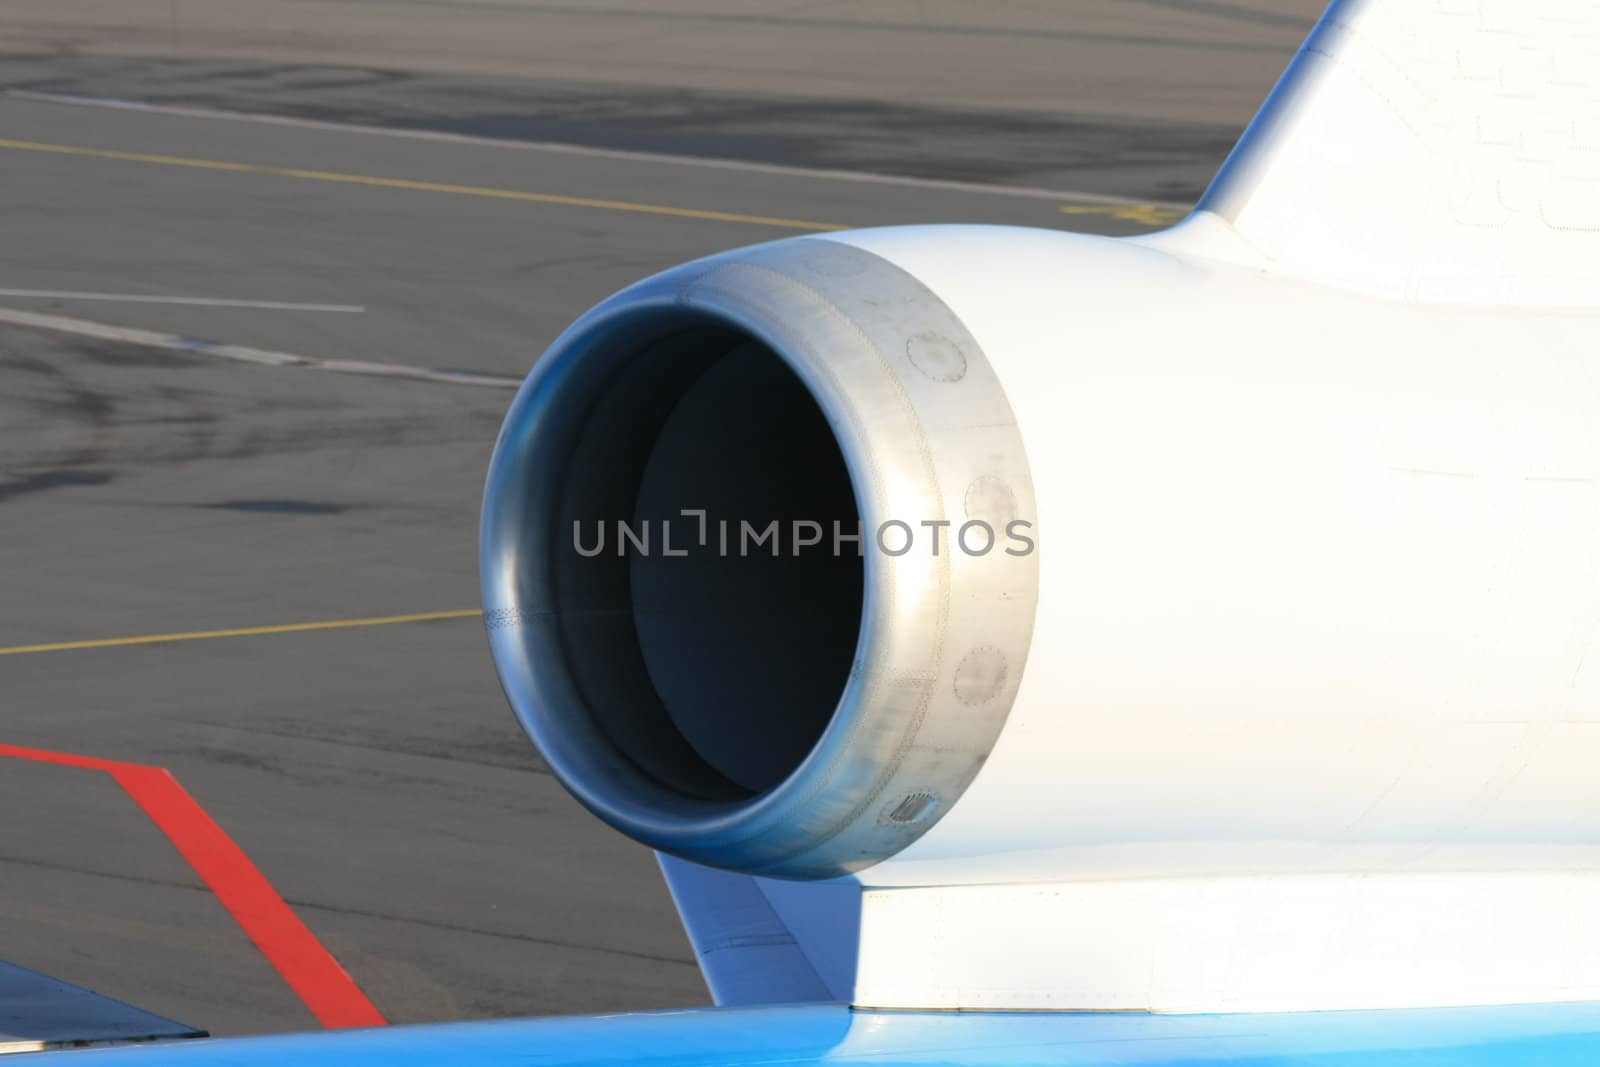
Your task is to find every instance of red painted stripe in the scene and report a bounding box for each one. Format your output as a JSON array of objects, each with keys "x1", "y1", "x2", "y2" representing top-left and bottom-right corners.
[
  {"x1": 0, "y1": 744, "x2": 386, "y2": 1029},
  {"x1": 113, "y1": 764, "x2": 387, "y2": 1029},
  {"x1": 0, "y1": 743, "x2": 122, "y2": 772}
]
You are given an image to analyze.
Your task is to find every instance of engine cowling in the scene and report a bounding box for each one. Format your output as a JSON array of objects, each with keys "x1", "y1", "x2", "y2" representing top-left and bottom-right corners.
[{"x1": 481, "y1": 234, "x2": 1039, "y2": 880}]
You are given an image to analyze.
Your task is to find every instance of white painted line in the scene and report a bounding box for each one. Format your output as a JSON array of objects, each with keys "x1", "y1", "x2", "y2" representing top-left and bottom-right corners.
[
  {"x1": 0, "y1": 307, "x2": 522, "y2": 388},
  {"x1": 0, "y1": 287, "x2": 364, "y2": 312},
  {"x1": 4, "y1": 89, "x2": 1190, "y2": 211}
]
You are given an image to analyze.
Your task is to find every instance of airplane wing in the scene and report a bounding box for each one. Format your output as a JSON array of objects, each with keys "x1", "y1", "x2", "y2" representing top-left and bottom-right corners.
[
  {"x1": 0, "y1": 961, "x2": 202, "y2": 1055},
  {"x1": 19, "y1": 1000, "x2": 1600, "y2": 1065}
]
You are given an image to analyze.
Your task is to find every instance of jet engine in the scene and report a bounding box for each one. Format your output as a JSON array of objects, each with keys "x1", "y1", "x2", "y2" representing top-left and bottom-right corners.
[{"x1": 480, "y1": 233, "x2": 1039, "y2": 880}]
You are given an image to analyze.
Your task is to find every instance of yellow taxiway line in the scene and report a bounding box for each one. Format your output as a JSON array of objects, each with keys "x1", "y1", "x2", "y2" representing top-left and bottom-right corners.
[
  {"x1": 0, "y1": 137, "x2": 1182, "y2": 233},
  {"x1": 0, "y1": 609, "x2": 484, "y2": 657},
  {"x1": 1059, "y1": 203, "x2": 1187, "y2": 226},
  {"x1": 0, "y1": 137, "x2": 849, "y2": 232}
]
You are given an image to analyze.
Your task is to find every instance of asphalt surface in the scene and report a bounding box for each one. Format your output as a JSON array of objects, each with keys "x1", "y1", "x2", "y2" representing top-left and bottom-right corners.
[
  {"x1": 0, "y1": 4, "x2": 1309, "y2": 1040},
  {"x1": 0, "y1": 1, "x2": 1322, "y2": 123},
  {"x1": 0, "y1": 54, "x2": 1238, "y2": 205}
]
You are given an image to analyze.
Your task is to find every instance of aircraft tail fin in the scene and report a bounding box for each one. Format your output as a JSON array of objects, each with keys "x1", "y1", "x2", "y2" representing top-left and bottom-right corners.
[{"x1": 1170, "y1": 0, "x2": 1600, "y2": 305}]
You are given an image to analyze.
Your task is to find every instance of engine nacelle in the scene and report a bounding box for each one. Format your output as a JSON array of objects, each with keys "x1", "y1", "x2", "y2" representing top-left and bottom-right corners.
[{"x1": 480, "y1": 235, "x2": 1039, "y2": 880}]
